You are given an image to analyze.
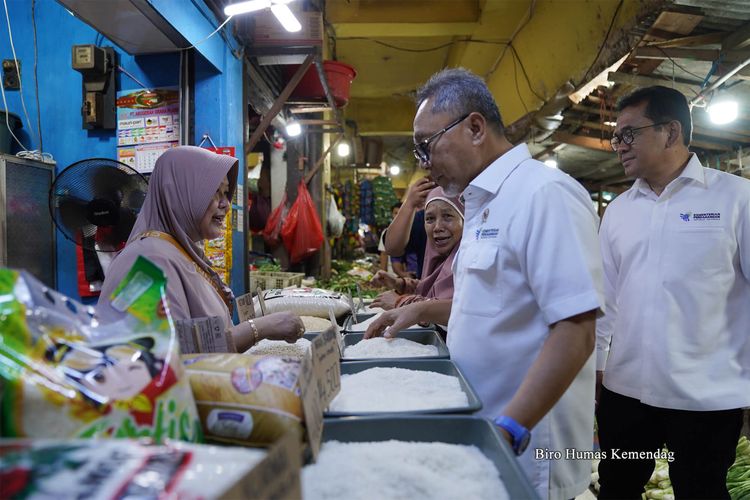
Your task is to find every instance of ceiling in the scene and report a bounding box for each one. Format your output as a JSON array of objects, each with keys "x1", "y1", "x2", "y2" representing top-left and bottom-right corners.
[{"x1": 209, "y1": 0, "x2": 750, "y2": 191}]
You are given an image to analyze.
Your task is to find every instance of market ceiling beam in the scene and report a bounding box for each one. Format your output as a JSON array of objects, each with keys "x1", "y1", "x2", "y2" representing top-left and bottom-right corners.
[
  {"x1": 551, "y1": 131, "x2": 612, "y2": 152},
  {"x1": 607, "y1": 71, "x2": 700, "y2": 96},
  {"x1": 334, "y1": 22, "x2": 478, "y2": 38},
  {"x1": 722, "y1": 20, "x2": 750, "y2": 51},
  {"x1": 646, "y1": 31, "x2": 728, "y2": 48}
]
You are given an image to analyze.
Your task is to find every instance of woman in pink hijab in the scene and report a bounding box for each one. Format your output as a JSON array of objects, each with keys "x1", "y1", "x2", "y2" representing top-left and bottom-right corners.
[
  {"x1": 97, "y1": 146, "x2": 303, "y2": 351},
  {"x1": 371, "y1": 186, "x2": 463, "y2": 309}
]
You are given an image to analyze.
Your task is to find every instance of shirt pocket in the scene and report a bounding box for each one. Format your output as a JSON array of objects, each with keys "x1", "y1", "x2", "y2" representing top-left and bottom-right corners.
[
  {"x1": 664, "y1": 226, "x2": 730, "y2": 278},
  {"x1": 460, "y1": 244, "x2": 501, "y2": 317}
]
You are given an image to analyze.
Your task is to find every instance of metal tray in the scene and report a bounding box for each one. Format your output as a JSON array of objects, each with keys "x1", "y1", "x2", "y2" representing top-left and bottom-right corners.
[
  {"x1": 342, "y1": 312, "x2": 435, "y2": 334},
  {"x1": 325, "y1": 359, "x2": 482, "y2": 416},
  {"x1": 341, "y1": 330, "x2": 449, "y2": 362},
  {"x1": 320, "y1": 415, "x2": 539, "y2": 499}
]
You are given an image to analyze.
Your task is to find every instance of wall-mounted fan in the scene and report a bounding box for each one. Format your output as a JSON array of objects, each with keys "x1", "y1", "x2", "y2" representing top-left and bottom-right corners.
[{"x1": 49, "y1": 159, "x2": 148, "y2": 296}]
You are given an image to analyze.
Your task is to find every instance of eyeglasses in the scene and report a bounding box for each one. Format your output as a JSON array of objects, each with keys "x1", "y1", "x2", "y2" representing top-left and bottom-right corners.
[
  {"x1": 610, "y1": 122, "x2": 670, "y2": 151},
  {"x1": 413, "y1": 114, "x2": 470, "y2": 164}
]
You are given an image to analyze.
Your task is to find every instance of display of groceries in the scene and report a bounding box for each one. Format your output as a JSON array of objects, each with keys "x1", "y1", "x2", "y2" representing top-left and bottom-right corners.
[
  {"x1": 300, "y1": 315, "x2": 333, "y2": 332},
  {"x1": 0, "y1": 258, "x2": 202, "y2": 443},
  {"x1": 302, "y1": 440, "x2": 509, "y2": 500},
  {"x1": 642, "y1": 454, "x2": 673, "y2": 500},
  {"x1": 329, "y1": 367, "x2": 468, "y2": 413},
  {"x1": 346, "y1": 312, "x2": 423, "y2": 332},
  {"x1": 0, "y1": 439, "x2": 266, "y2": 499},
  {"x1": 254, "y1": 288, "x2": 351, "y2": 318},
  {"x1": 343, "y1": 337, "x2": 438, "y2": 359}
]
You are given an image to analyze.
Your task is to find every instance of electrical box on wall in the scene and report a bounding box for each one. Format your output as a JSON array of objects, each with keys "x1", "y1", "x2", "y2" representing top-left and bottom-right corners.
[
  {"x1": 2, "y1": 59, "x2": 20, "y2": 90},
  {"x1": 71, "y1": 44, "x2": 117, "y2": 130}
]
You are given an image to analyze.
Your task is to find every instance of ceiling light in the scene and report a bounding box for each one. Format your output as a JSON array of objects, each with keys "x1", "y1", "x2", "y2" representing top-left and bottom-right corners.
[
  {"x1": 270, "y1": 4, "x2": 301, "y2": 32},
  {"x1": 337, "y1": 141, "x2": 350, "y2": 157},
  {"x1": 286, "y1": 121, "x2": 301, "y2": 137},
  {"x1": 708, "y1": 99, "x2": 738, "y2": 125},
  {"x1": 224, "y1": 0, "x2": 271, "y2": 16},
  {"x1": 389, "y1": 165, "x2": 400, "y2": 176},
  {"x1": 603, "y1": 121, "x2": 617, "y2": 127},
  {"x1": 544, "y1": 159, "x2": 558, "y2": 169}
]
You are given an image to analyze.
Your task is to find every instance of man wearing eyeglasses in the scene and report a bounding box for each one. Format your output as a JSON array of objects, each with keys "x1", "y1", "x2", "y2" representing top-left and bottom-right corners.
[
  {"x1": 596, "y1": 85, "x2": 750, "y2": 498},
  {"x1": 366, "y1": 68, "x2": 603, "y2": 500}
]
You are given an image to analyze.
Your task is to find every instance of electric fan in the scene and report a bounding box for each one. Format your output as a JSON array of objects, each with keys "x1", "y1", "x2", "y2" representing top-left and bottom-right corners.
[{"x1": 49, "y1": 158, "x2": 148, "y2": 252}]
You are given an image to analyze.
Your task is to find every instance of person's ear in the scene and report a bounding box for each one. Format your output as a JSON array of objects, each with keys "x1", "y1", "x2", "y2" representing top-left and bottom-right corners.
[
  {"x1": 666, "y1": 120, "x2": 682, "y2": 148},
  {"x1": 469, "y1": 112, "x2": 486, "y2": 145}
]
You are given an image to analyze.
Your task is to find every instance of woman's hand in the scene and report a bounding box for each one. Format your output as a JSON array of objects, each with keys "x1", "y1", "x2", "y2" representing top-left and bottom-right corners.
[
  {"x1": 364, "y1": 302, "x2": 424, "y2": 339},
  {"x1": 254, "y1": 311, "x2": 305, "y2": 344},
  {"x1": 371, "y1": 270, "x2": 398, "y2": 289},
  {"x1": 371, "y1": 291, "x2": 400, "y2": 310}
]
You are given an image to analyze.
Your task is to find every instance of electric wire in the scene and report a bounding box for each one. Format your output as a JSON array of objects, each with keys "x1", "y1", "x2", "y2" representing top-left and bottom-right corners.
[
  {"x1": 31, "y1": 0, "x2": 42, "y2": 154},
  {"x1": 578, "y1": 0, "x2": 624, "y2": 86},
  {"x1": 2, "y1": 0, "x2": 37, "y2": 149}
]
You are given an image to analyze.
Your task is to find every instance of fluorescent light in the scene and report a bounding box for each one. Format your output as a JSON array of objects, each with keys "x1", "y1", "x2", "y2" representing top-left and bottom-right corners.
[
  {"x1": 337, "y1": 142, "x2": 350, "y2": 157},
  {"x1": 271, "y1": 4, "x2": 301, "y2": 32},
  {"x1": 389, "y1": 165, "x2": 401, "y2": 176},
  {"x1": 708, "y1": 100, "x2": 738, "y2": 125},
  {"x1": 224, "y1": 0, "x2": 271, "y2": 16},
  {"x1": 286, "y1": 121, "x2": 301, "y2": 137},
  {"x1": 604, "y1": 121, "x2": 617, "y2": 127},
  {"x1": 544, "y1": 159, "x2": 558, "y2": 169}
]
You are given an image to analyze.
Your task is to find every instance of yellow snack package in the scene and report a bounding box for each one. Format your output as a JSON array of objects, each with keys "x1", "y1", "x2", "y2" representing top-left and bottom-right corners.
[{"x1": 0, "y1": 257, "x2": 202, "y2": 442}]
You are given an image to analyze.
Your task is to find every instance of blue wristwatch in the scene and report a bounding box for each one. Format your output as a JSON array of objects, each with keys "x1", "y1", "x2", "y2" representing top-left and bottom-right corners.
[{"x1": 494, "y1": 416, "x2": 531, "y2": 456}]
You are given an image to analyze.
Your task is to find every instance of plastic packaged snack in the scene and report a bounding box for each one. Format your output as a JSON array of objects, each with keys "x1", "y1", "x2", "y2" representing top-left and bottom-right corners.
[
  {"x1": 0, "y1": 257, "x2": 202, "y2": 443},
  {"x1": 182, "y1": 353, "x2": 305, "y2": 447}
]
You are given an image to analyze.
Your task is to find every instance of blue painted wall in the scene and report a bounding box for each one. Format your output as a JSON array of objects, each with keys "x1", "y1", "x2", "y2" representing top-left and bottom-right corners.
[{"x1": 0, "y1": 0, "x2": 245, "y2": 302}]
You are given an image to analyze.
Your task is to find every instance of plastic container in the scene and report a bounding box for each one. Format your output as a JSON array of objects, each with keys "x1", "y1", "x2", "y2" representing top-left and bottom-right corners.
[
  {"x1": 0, "y1": 110, "x2": 21, "y2": 154},
  {"x1": 249, "y1": 271, "x2": 304, "y2": 290},
  {"x1": 341, "y1": 330, "x2": 449, "y2": 362},
  {"x1": 320, "y1": 415, "x2": 539, "y2": 499},
  {"x1": 325, "y1": 359, "x2": 482, "y2": 417},
  {"x1": 287, "y1": 60, "x2": 356, "y2": 107}
]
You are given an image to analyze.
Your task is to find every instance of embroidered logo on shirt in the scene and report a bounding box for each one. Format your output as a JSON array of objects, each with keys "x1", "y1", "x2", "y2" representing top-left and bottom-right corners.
[
  {"x1": 693, "y1": 212, "x2": 720, "y2": 221},
  {"x1": 480, "y1": 228, "x2": 499, "y2": 239},
  {"x1": 475, "y1": 229, "x2": 481, "y2": 240},
  {"x1": 679, "y1": 212, "x2": 720, "y2": 222}
]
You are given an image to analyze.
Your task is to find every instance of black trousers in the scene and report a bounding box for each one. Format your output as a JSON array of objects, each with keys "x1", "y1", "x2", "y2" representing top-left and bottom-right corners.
[{"x1": 597, "y1": 387, "x2": 743, "y2": 500}]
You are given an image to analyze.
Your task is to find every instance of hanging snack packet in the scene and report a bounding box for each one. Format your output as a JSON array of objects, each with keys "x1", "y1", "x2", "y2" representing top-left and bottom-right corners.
[{"x1": 0, "y1": 257, "x2": 202, "y2": 443}]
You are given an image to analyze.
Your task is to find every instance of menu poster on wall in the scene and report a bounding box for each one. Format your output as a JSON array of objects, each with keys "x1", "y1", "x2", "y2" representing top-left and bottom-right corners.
[{"x1": 116, "y1": 88, "x2": 180, "y2": 174}]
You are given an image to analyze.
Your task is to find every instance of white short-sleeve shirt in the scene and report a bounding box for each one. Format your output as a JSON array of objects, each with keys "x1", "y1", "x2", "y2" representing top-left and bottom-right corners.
[
  {"x1": 596, "y1": 154, "x2": 750, "y2": 410},
  {"x1": 448, "y1": 144, "x2": 604, "y2": 500}
]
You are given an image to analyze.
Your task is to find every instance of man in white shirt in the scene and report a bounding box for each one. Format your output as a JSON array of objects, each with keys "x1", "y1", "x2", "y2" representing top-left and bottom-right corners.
[
  {"x1": 365, "y1": 68, "x2": 603, "y2": 500},
  {"x1": 597, "y1": 85, "x2": 750, "y2": 499}
]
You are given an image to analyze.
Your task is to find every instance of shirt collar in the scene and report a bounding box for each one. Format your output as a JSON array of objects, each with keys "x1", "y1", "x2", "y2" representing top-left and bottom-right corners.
[
  {"x1": 468, "y1": 143, "x2": 531, "y2": 196},
  {"x1": 631, "y1": 153, "x2": 705, "y2": 197}
]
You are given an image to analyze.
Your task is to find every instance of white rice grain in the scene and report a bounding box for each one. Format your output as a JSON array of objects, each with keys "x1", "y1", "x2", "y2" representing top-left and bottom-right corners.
[
  {"x1": 244, "y1": 337, "x2": 311, "y2": 357},
  {"x1": 343, "y1": 337, "x2": 438, "y2": 359},
  {"x1": 302, "y1": 440, "x2": 509, "y2": 500},
  {"x1": 328, "y1": 367, "x2": 468, "y2": 413}
]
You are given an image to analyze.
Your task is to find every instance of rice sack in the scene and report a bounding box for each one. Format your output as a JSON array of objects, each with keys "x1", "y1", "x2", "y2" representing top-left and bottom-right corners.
[
  {"x1": 0, "y1": 257, "x2": 202, "y2": 443},
  {"x1": 254, "y1": 288, "x2": 350, "y2": 318},
  {"x1": 182, "y1": 353, "x2": 304, "y2": 446}
]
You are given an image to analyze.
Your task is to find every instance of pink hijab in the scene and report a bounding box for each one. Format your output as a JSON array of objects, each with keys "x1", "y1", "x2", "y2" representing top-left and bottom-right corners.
[
  {"x1": 127, "y1": 145, "x2": 238, "y2": 297},
  {"x1": 414, "y1": 187, "x2": 464, "y2": 299}
]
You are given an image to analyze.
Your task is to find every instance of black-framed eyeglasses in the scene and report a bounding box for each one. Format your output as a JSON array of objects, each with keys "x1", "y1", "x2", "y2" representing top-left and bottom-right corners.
[
  {"x1": 413, "y1": 113, "x2": 470, "y2": 164},
  {"x1": 610, "y1": 121, "x2": 670, "y2": 151}
]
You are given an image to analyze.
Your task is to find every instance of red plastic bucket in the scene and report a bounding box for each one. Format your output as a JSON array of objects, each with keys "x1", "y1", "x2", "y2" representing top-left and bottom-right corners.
[{"x1": 287, "y1": 60, "x2": 357, "y2": 107}]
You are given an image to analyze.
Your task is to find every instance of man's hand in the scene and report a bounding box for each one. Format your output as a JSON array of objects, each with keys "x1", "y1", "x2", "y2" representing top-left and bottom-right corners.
[
  {"x1": 405, "y1": 177, "x2": 435, "y2": 210},
  {"x1": 596, "y1": 370, "x2": 604, "y2": 407},
  {"x1": 371, "y1": 291, "x2": 400, "y2": 310},
  {"x1": 370, "y1": 270, "x2": 398, "y2": 289},
  {"x1": 364, "y1": 304, "x2": 422, "y2": 339}
]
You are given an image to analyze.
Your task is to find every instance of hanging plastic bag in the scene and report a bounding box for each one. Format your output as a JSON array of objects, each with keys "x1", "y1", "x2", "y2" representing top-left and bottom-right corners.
[
  {"x1": 327, "y1": 196, "x2": 346, "y2": 238},
  {"x1": 281, "y1": 181, "x2": 324, "y2": 264},
  {"x1": 262, "y1": 191, "x2": 288, "y2": 248}
]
